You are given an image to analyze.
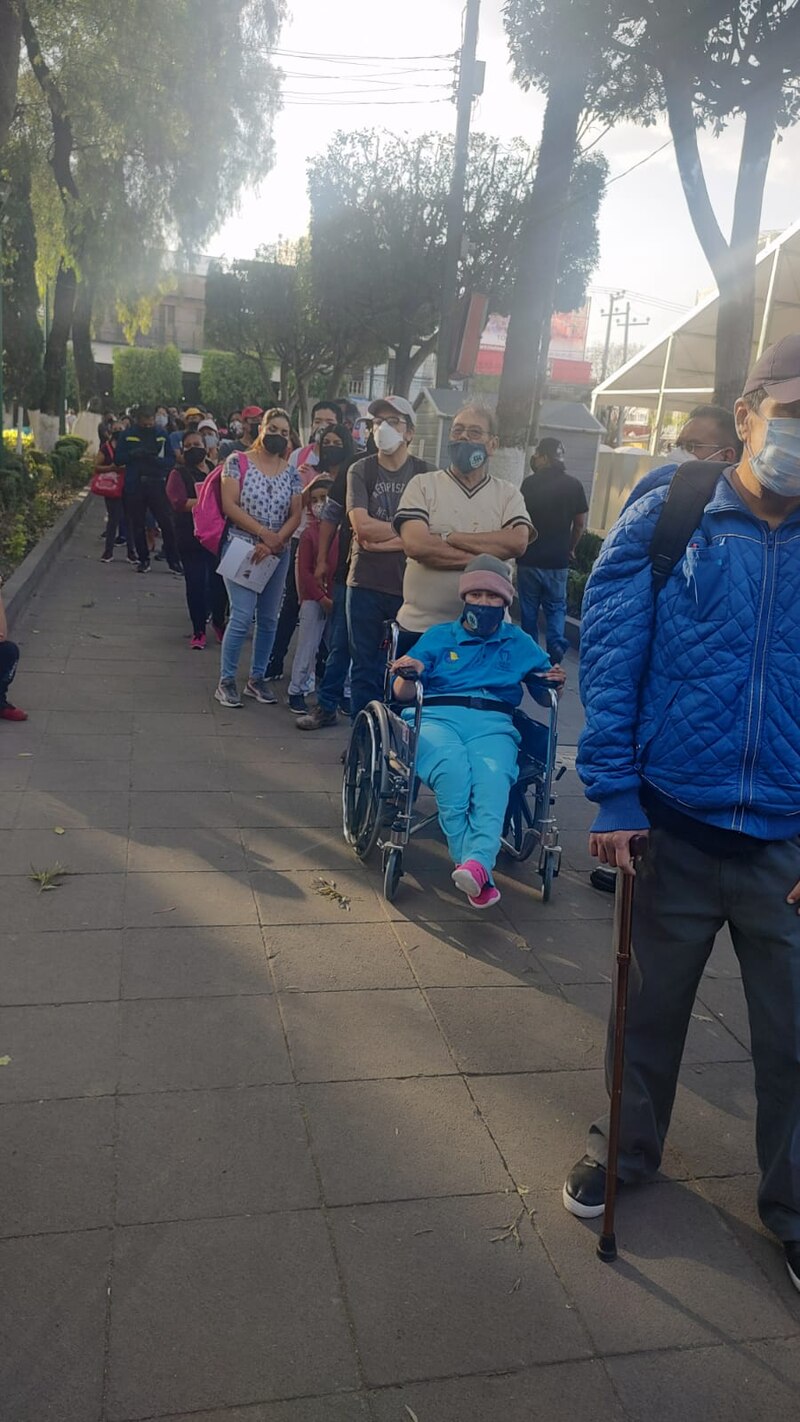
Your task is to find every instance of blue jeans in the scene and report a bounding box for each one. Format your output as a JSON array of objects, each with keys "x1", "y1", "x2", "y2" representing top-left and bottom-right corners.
[
  {"x1": 517, "y1": 565, "x2": 569, "y2": 663},
  {"x1": 409, "y1": 706, "x2": 520, "y2": 872},
  {"x1": 317, "y1": 583, "x2": 351, "y2": 712},
  {"x1": 0, "y1": 639, "x2": 20, "y2": 706},
  {"x1": 346, "y1": 585, "x2": 402, "y2": 719},
  {"x1": 220, "y1": 547, "x2": 290, "y2": 684}
]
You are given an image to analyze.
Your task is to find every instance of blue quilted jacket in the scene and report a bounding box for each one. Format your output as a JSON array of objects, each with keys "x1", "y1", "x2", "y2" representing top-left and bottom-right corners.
[{"x1": 577, "y1": 471, "x2": 800, "y2": 838}]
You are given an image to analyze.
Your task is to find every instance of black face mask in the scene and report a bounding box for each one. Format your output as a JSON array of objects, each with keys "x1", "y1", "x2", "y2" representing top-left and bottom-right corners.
[
  {"x1": 184, "y1": 447, "x2": 206, "y2": 468},
  {"x1": 262, "y1": 432, "x2": 289, "y2": 456},
  {"x1": 320, "y1": 446, "x2": 346, "y2": 469}
]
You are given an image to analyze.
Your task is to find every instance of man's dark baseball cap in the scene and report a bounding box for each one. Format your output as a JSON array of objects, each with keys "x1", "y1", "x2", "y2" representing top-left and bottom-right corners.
[{"x1": 742, "y1": 334, "x2": 800, "y2": 404}]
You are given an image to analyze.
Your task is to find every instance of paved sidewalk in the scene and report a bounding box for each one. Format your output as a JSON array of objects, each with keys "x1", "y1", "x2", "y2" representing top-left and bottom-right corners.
[{"x1": 1, "y1": 504, "x2": 799, "y2": 1422}]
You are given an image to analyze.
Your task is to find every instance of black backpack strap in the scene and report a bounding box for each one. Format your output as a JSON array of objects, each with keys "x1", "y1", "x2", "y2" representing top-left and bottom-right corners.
[{"x1": 648, "y1": 461, "x2": 728, "y2": 594}]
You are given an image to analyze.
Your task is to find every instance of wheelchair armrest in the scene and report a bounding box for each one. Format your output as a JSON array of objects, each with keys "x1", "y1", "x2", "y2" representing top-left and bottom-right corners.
[{"x1": 524, "y1": 676, "x2": 558, "y2": 711}]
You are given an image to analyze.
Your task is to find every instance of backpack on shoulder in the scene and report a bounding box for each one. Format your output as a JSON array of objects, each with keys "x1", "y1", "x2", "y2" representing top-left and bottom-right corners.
[
  {"x1": 648, "y1": 460, "x2": 728, "y2": 595},
  {"x1": 193, "y1": 450, "x2": 248, "y2": 556}
]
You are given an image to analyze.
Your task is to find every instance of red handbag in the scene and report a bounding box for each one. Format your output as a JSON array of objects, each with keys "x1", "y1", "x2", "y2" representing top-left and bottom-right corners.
[{"x1": 90, "y1": 467, "x2": 125, "y2": 499}]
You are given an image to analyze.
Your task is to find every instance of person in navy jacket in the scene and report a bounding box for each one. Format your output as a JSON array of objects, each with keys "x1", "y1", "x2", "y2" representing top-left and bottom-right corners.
[{"x1": 562, "y1": 336, "x2": 800, "y2": 1297}]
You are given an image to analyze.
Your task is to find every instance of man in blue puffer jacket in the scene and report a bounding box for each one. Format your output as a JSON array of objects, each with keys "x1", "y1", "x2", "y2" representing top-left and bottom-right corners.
[{"x1": 562, "y1": 335, "x2": 800, "y2": 1296}]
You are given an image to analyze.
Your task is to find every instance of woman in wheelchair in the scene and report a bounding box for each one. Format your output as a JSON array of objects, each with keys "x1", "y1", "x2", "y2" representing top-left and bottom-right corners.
[{"x1": 391, "y1": 554, "x2": 565, "y2": 909}]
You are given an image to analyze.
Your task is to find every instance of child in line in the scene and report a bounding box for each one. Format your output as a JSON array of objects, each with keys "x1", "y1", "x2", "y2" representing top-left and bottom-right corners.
[
  {"x1": 391, "y1": 554, "x2": 564, "y2": 909},
  {"x1": 288, "y1": 476, "x2": 340, "y2": 714}
]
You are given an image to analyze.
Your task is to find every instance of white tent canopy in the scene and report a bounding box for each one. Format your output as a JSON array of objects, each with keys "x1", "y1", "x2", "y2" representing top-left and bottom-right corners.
[{"x1": 591, "y1": 219, "x2": 800, "y2": 450}]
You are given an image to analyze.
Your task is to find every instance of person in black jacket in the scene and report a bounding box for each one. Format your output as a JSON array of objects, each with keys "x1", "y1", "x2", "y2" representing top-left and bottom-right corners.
[
  {"x1": 116, "y1": 405, "x2": 182, "y2": 574},
  {"x1": 166, "y1": 431, "x2": 228, "y2": 649}
]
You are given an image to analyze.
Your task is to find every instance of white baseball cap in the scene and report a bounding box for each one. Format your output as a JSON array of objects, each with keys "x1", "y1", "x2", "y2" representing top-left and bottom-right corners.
[
  {"x1": 368, "y1": 396, "x2": 416, "y2": 428},
  {"x1": 198, "y1": 418, "x2": 218, "y2": 433}
]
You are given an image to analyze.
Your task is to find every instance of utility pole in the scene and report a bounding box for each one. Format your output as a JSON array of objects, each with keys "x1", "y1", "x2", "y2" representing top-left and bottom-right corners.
[
  {"x1": 599, "y1": 290, "x2": 625, "y2": 383},
  {"x1": 616, "y1": 302, "x2": 650, "y2": 365},
  {"x1": 435, "y1": 0, "x2": 481, "y2": 389}
]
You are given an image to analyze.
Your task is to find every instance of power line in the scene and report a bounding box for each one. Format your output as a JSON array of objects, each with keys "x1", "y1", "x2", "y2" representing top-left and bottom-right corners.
[
  {"x1": 606, "y1": 137, "x2": 674, "y2": 188},
  {"x1": 273, "y1": 48, "x2": 456, "y2": 64}
]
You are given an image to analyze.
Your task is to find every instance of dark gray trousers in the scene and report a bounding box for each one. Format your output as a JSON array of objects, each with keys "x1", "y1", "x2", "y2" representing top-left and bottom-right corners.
[{"x1": 587, "y1": 827, "x2": 800, "y2": 1242}]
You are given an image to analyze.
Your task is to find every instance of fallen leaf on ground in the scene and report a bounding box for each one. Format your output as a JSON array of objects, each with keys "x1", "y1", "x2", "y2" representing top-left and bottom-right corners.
[
  {"x1": 490, "y1": 1206, "x2": 525, "y2": 1249},
  {"x1": 29, "y1": 862, "x2": 70, "y2": 893},
  {"x1": 0, "y1": 1056, "x2": 11, "y2": 1067},
  {"x1": 312, "y1": 877, "x2": 351, "y2": 911},
  {"x1": 18, "y1": 752, "x2": 32, "y2": 757},
  {"x1": 510, "y1": 1277, "x2": 522, "y2": 1294},
  {"x1": 404, "y1": 1408, "x2": 420, "y2": 1422},
  {"x1": 54, "y1": 827, "x2": 66, "y2": 835},
  {"x1": 153, "y1": 906, "x2": 177, "y2": 914}
]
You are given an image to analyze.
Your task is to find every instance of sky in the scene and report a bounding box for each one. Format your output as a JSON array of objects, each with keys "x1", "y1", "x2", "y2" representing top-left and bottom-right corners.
[{"x1": 208, "y1": 0, "x2": 800, "y2": 352}]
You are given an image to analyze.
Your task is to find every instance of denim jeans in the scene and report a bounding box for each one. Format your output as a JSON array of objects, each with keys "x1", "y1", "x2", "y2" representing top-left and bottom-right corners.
[
  {"x1": 220, "y1": 546, "x2": 290, "y2": 684},
  {"x1": 346, "y1": 585, "x2": 402, "y2": 719},
  {"x1": 314, "y1": 583, "x2": 350, "y2": 711},
  {"x1": 517, "y1": 565, "x2": 569, "y2": 663},
  {"x1": 289, "y1": 600, "x2": 327, "y2": 695}
]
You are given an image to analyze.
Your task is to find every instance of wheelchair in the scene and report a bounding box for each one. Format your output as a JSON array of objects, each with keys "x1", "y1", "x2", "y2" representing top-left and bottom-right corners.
[{"x1": 342, "y1": 627, "x2": 563, "y2": 903}]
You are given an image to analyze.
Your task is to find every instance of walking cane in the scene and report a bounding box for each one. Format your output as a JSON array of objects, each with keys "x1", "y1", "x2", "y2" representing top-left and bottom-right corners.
[{"x1": 597, "y1": 834, "x2": 648, "y2": 1264}]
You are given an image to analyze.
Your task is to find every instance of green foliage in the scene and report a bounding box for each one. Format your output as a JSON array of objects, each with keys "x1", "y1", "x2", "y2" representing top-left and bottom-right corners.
[
  {"x1": 200, "y1": 351, "x2": 267, "y2": 419},
  {"x1": 567, "y1": 532, "x2": 604, "y2": 617},
  {"x1": 0, "y1": 433, "x2": 87, "y2": 580},
  {"x1": 0, "y1": 144, "x2": 44, "y2": 410},
  {"x1": 112, "y1": 345, "x2": 183, "y2": 410}
]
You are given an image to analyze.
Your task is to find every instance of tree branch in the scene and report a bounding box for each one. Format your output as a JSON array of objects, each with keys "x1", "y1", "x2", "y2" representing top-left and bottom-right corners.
[
  {"x1": 662, "y1": 65, "x2": 728, "y2": 275},
  {"x1": 18, "y1": 0, "x2": 78, "y2": 200}
]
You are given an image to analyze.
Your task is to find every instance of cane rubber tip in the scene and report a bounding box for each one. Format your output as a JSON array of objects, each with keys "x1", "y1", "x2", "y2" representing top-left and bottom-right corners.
[{"x1": 597, "y1": 1234, "x2": 617, "y2": 1263}]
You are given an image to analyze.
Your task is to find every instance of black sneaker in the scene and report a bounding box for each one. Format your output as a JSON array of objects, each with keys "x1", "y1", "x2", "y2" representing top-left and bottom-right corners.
[
  {"x1": 338, "y1": 696, "x2": 351, "y2": 716},
  {"x1": 168, "y1": 562, "x2": 184, "y2": 577},
  {"x1": 127, "y1": 553, "x2": 139, "y2": 566},
  {"x1": 590, "y1": 868, "x2": 617, "y2": 894},
  {"x1": 786, "y1": 1241, "x2": 800, "y2": 1294},
  {"x1": 563, "y1": 1155, "x2": 616, "y2": 1218},
  {"x1": 288, "y1": 692, "x2": 308, "y2": 715},
  {"x1": 137, "y1": 561, "x2": 151, "y2": 574},
  {"x1": 154, "y1": 550, "x2": 166, "y2": 561},
  {"x1": 100, "y1": 554, "x2": 113, "y2": 563}
]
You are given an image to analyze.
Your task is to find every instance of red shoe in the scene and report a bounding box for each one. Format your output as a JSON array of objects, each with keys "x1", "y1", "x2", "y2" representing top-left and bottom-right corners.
[
  {"x1": 190, "y1": 633, "x2": 206, "y2": 650},
  {"x1": 212, "y1": 623, "x2": 225, "y2": 644},
  {"x1": 452, "y1": 859, "x2": 489, "y2": 898},
  {"x1": 0, "y1": 704, "x2": 28, "y2": 722},
  {"x1": 468, "y1": 883, "x2": 502, "y2": 911}
]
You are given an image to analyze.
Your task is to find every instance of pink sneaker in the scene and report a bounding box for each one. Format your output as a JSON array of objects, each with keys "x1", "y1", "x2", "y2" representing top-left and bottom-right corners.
[
  {"x1": 190, "y1": 633, "x2": 206, "y2": 650},
  {"x1": 452, "y1": 860, "x2": 489, "y2": 898},
  {"x1": 468, "y1": 883, "x2": 502, "y2": 911},
  {"x1": 212, "y1": 623, "x2": 225, "y2": 644}
]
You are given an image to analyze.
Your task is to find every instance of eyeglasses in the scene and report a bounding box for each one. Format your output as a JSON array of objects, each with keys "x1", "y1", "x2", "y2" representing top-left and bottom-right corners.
[
  {"x1": 372, "y1": 414, "x2": 404, "y2": 429},
  {"x1": 451, "y1": 423, "x2": 490, "y2": 441},
  {"x1": 675, "y1": 441, "x2": 721, "y2": 455}
]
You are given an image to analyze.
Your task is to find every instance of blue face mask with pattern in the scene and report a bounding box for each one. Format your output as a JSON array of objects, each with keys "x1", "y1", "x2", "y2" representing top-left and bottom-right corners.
[
  {"x1": 749, "y1": 417, "x2": 800, "y2": 497},
  {"x1": 449, "y1": 440, "x2": 488, "y2": 476},
  {"x1": 461, "y1": 603, "x2": 505, "y2": 638}
]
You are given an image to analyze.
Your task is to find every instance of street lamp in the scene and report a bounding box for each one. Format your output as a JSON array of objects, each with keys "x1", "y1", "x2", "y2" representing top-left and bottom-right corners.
[{"x1": 0, "y1": 177, "x2": 10, "y2": 445}]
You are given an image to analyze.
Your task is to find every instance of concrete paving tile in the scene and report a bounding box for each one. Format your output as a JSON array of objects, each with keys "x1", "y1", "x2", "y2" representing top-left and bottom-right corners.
[
  {"x1": 126, "y1": 826, "x2": 246, "y2": 872},
  {"x1": 392, "y1": 919, "x2": 552, "y2": 988},
  {"x1": 303, "y1": 1077, "x2": 511, "y2": 1205},
  {"x1": 45, "y1": 708, "x2": 134, "y2": 736},
  {"x1": 0, "y1": 826, "x2": 128, "y2": 875},
  {"x1": 427, "y1": 985, "x2": 603, "y2": 1074},
  {"x1": 369, "y1": 1359, "x2": 627, "y2": 1422},
  {"x1": 0, "y1": 790, "x2": 22, "y2": 827},
  {"x1": 505, "y1": 872, "x2": 615, "y2": 923},
  {"x1": 224, "y1": 736, "x2": 348, "y2": 766},
  {"x1": 227, "y1": 759, "x2": 344, "y2": 794},
  {"x1": 0, "y1": 1001, "x2": 119, "y2": 1101},
  {"x1": 116, "y1": 1084, "x2": 319, "y2": 1223},
  {"x1": 232, "y1": 791, "x2": 340, "y2": 828},
  {"x1": 0, "y1": 728, "x2": 45, "y2": 760},
  {"x1": 160, "y1": 1399, "x2": 371, "y2": 1422},
  {"x1": 0, "y1": 871, "x2": 126, "y2": 932},
  {"x1": 0, "y1": 758, "x2": 31, "y2": 790},
  {"x1": 281, "y1": 988, "x2": 454, "y2": 1082},
  {"x1": 130, "y1": 734, "x2": 221, "y2": 765},
  {"x1": 121, "y1": 926, "x2": 271, "y2": 998},
  {"x1": 133, "y1": 711, "x2": 217, "y2": 738},
  {"x1": 669, "y1": 1061, "x2": 758, "y2": 1178},
  {"x1": 266, "y1": 924, "x2": 415, "y2": 992},
  {"x1": 123, "y1": 870, "x2": 258, "y2": 927},
  {"x1": 16, "y1": 787, "x2": 130, "y2": 830},
  {"x1": 0, "y1": 1229, "x2": 109, "y2": 1422},
  {"x1": 469, "y1": 1070, "x2": 609, "y2": 1192},
  {"x1": 563, "y1": 983, "x2": 751, "y2": 1066},
  {"x1": 216, "y1": 712, "x2": 316, "y2": 739},
  {"x1": 523, "y1": 916, "x2": 616, "y2": 985},
  {"x1": 26, "y1": 756, "x2": 131, "y2": 793},
  {"x1": 0, "y1": 928, "x2": 121, "y2": 1005},
  {"x1": 690, "y1": 1176, "x2": 800, "y2": 1323},
  {"x1": 243, "y1": 826, "x2": 362, "y2": 873},
  {"x1": 107, "y1": 1213, "x2": 358, "y2": 1417},
  {"x1": 703, "y1": 924, "x2": 739, "y2": 977},
  {"x1": 534, "y1": 1182, "x2": 796, "y2": 1354},
  {"x1": 0, "y1": 1096, "x2": 115, "y2": 1235},
  {"x1": 695, "y1": 973, "x2": 751, "y2": 1050},
  {"x1": 68, "y1": 655, "x2": 212, "y2": 679},
  {"x1": 22, "y1": 671, "x2": 136, "y2": 711},
  {"x1": 134, "y1": 680, "x2": 215, "y2": 711},
  {"x1": 377, "y1": 867, "x2": 490, "y2": 923},
  {"x1": 331, "y1": 1194, "x2": 589, "y2": 1384},
  {"x1": 129, "y1": 790, "x2": 238, "y2": 828},
  {"x1": 607, "y1": 1338, "x2": 800, "y2": 1422},
  {"x1": 129, "y1": 758, "x2": 230, "y2": 791},
  {"x1": 119, "y1": 996, "x2": 291, "y2": 1092},
  {"x1": 252, "y1": 870, "x2": 384, "y2": 926}
]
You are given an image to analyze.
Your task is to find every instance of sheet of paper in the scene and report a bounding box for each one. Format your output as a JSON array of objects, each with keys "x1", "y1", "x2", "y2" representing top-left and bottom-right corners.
[{"x1": 218, "y1": 535, "x2": 280, "y2": 593}]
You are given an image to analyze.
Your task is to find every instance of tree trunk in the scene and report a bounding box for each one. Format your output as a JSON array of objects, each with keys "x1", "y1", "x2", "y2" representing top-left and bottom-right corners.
[
  {"x1": 0, "y1": 0, "x2": 22, "y2": 152},
  {"x1": 496, "y1": 58, "x2": 590, "y2": 448},
  {"x1": 72, "y1": 278, "x2": 97, "y2": 408},
  {"x1": 325, "y1": 363, "x2": 348, "y2": 399},
  {"x1": 295, "y1": 377, "x2": 309, "y2": 442},
  {"x1": 42, "y1": 262, "x2": 76, "y2": 416},
  {"x1": 392, "y1": 335, "x2": 438, "y2": 398}
]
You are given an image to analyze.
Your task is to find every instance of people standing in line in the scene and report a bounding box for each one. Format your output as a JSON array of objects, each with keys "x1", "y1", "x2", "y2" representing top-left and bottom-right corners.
[
  {"x1": 296, "y1": 424, "x2": 357, "y2": 730},
  {"x1": 96, "y1": 420, "x2": 137, "y2": 564},
  {"x1": 395, "y1": 403, "x2": 532, "y2": 642},
  {"x1": 215, "y1": 408, "x2": 303, "y2": 709},
  {"x1": 0, "y1": 583, "x2": 27, "y2": 723},
  {"x1": 561, "y1": 335, "x2": 800, "y2": 1297},
  {"x1": 265, "y1": 402, "x2": 344, "y2": 682},
  {"x1": 198, "y1": 418, "x2": 220, "y2": 466},
  {"x1": 116, "y1": 405, "x2": 183, "y2": 575},
  {"x1": 287, "y1": 475, "x2": 339, "y2": 714},
  {"x1": 621, "y1": 405, "x2": 742, "y2": 514},
  {"x1": 219, "y1": 405, "x2": 262, "y2": 461},
  {"x1": 166, "y1": 430, "x2": 228, "y2": 650},
  {"x1": 346, "y1": 396, "x2": 429, "y2": 719},
  {"x1": 517, "y1": 437, "x2": 588, "y2": 664}
]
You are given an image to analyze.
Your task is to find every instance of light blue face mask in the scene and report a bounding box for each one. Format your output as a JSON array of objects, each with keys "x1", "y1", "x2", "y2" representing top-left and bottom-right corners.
[{"x1": 749, "y1": 417, "x2": 800, "y2": 497}]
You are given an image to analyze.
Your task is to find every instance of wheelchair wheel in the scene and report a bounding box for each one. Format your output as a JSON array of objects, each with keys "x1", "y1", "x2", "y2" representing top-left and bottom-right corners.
[
  {"x1": 501, "y1": 784, "x2": 537, "y2": 863},
  {"x1": 382, "y1": 846, "x2": 404, "y2": 902},
  {"x1": 342, "y1": 707, "x2": 389, "y2": 860},
  {"x1": 540, "y1": 851, "x2": 555, "y2": 903}
]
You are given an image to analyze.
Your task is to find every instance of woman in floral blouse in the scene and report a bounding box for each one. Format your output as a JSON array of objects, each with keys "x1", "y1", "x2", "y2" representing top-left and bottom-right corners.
[{"x1": 216, "y1": 408, "x2": 303, "y2": 708}]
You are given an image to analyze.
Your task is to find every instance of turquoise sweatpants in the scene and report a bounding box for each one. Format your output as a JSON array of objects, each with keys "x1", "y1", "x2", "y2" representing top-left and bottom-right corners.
[{"x1": 409, "y1": 706, "x2": 520, "y2": 872}]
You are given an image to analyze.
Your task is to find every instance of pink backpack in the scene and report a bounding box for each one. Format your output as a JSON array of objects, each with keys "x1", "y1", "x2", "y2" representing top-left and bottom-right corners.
[{"x1": 192, "y1": 450, "x2": 248, "y2": 555}]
